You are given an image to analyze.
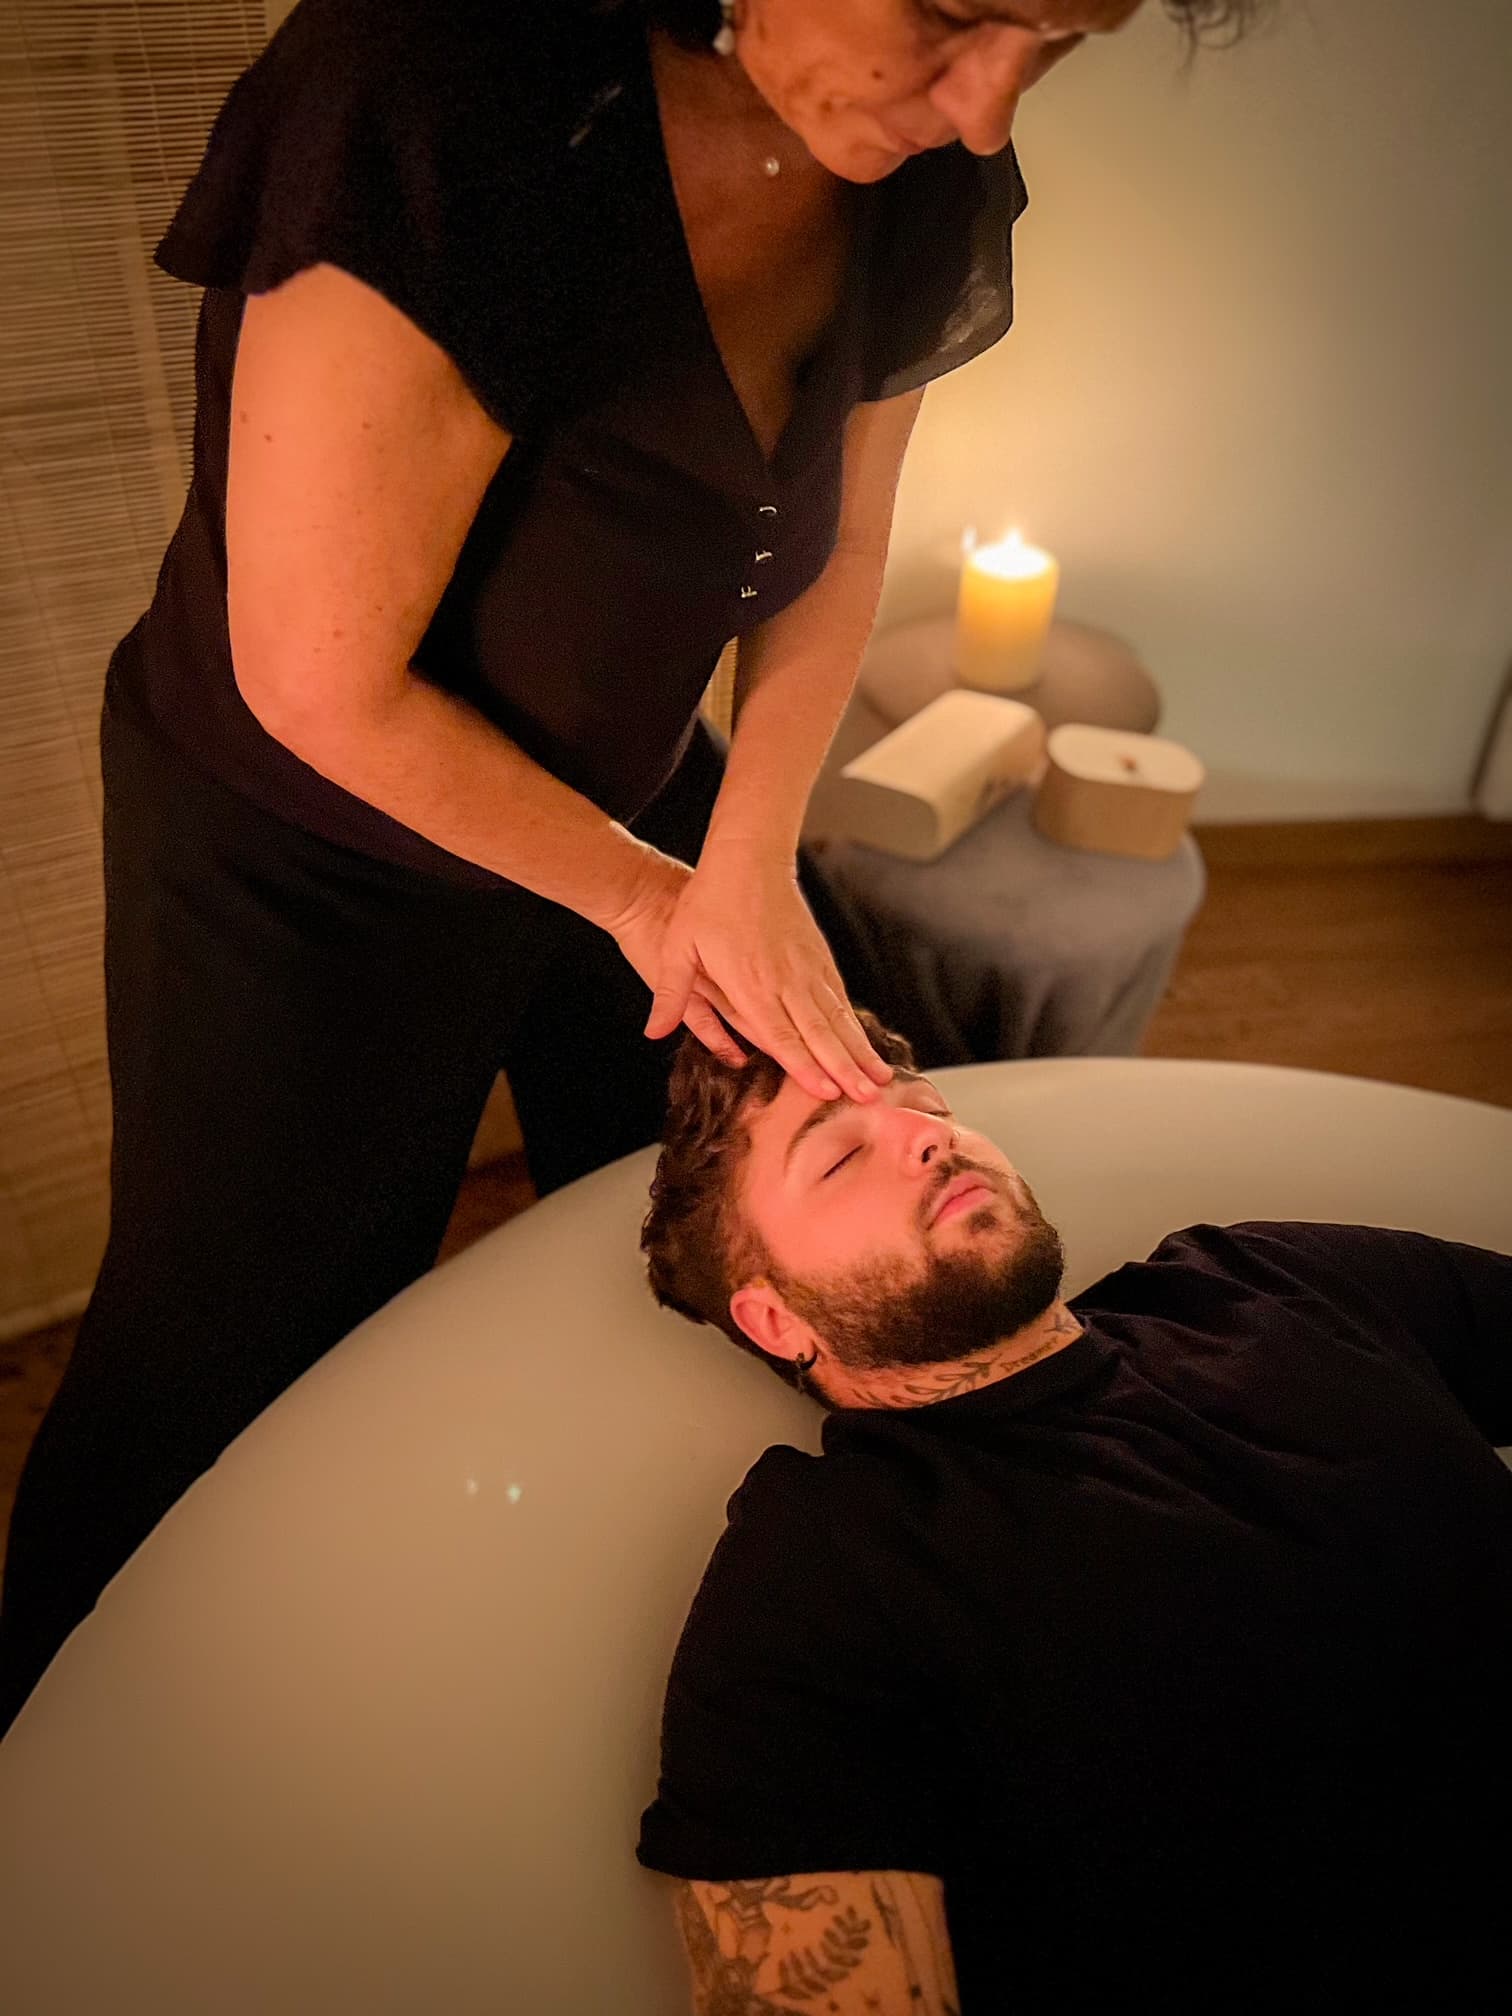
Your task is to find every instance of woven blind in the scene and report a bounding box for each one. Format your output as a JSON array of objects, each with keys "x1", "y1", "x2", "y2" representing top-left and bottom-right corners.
[
  {"x1": 0, "y1": 1, "x2": 267, "y2": 1340},
  {"x1": 701, "y1": 636, "x2": 738, "y2": 741}
]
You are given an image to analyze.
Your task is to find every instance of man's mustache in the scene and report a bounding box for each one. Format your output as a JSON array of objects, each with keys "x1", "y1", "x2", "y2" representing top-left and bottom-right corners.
[{"x1": 919, "y1": 1156, "x2": 1004, "y2": 1231}]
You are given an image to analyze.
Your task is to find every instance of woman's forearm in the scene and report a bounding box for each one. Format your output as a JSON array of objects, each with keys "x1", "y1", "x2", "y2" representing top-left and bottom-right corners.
[
  {"x1": 704, "y1": 388, "x2": 923, "y2": 867},
  {"x1": 243, "y1": 671, "x2": 653, "y2": 931},
  {"x1": 704, "y1": 543, "x2": 887, "y2": 864}
]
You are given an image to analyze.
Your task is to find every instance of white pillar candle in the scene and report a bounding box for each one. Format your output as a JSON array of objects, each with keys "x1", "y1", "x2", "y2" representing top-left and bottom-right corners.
[{"x1": 954, "y1": 530, "x2": 1060, "y2": 693}]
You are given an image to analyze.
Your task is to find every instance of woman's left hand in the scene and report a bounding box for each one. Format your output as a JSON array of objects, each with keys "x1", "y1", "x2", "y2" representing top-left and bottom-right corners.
[{"x1": 642, "y1": 851, "x2": 894, "y2": 1104}]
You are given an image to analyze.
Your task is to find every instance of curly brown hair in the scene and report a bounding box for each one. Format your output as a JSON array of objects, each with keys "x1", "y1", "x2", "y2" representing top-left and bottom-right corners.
[{"x1": 641, "y1": 1009, "x2": 919, "y2": 1388}]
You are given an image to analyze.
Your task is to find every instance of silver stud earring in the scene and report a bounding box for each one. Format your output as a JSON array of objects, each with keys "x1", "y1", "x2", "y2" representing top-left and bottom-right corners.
[{"x1": 713, "y1": 0, "x2": 736, "y2": 58}]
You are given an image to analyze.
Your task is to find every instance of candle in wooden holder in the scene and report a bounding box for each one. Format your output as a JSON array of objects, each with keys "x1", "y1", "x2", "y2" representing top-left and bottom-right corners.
[
  {"x1": 1033, "y1": 724, "x2": 1204, "y2": 860},
  {"x1": 954, "y1": 530, "x2": 1060, "y2": 693}
]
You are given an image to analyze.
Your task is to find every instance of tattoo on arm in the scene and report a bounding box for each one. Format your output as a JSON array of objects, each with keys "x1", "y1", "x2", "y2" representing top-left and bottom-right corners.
[
  {"x1": 870, "y1": 1873, "x2": 960, "y2": 2015},
  {"x1": 674, "y1": 1870, "x2": 959, "y2": 2014}
]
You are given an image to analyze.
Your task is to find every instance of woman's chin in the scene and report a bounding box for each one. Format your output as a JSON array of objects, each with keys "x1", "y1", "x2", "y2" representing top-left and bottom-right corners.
[{"x1": 814, "y1": 134, "x2": 913, "y2": 184}]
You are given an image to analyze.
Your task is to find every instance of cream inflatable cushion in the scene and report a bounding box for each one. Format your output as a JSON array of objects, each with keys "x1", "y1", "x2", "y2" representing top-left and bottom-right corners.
[{"x1": 0, "y1": 1059, "x2": 1508, "y2": 2015}]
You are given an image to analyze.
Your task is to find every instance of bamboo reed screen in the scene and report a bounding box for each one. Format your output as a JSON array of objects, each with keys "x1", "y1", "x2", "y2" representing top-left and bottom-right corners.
[
  {"x1": 701, "y1": 636, "x2": 738, "y2": 741},
  {"x1": 1, "y1": 1, "x2": 267, "y2": 1340},
  {"x1": 0, "y1": 0, "x2": 738, "y2": 1340}
]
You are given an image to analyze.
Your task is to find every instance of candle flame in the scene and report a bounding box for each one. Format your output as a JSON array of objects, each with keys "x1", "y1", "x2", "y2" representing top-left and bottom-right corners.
[{"x1": 968, "y1": 528, "x2": 1053, "y2": 581}]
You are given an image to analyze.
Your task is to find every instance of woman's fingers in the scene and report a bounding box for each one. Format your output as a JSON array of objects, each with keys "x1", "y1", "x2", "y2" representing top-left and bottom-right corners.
[
  {"x1": 682, "y1": 991, "x2": 747, "y2": 1068},
  {"x1": 683, "y1": 980, "x2": 816, "y2": 1091},
  {"x1": 822, "y1": 990, "x2": 894, "y2": 1086},
  {"x1": 729, "y1": 997, "x2": 844, "y2": 1104},
  {"x1": 693, "y1": 975, "x2": 747, "y2": 1041},
  {"x1": 778, "y1": 967, "x2": 893, "y2": 1096},
  {"x1": 643, "y1": 942, "x2": 700, "y2": 1041},
  {"x1": 636, "y1": 864, "x2": 892, "y2": 1101},
  {"x1": 691, "y1": 971, "x2": 886, "y2": 1106},
  {"x1": 781, "y1": 988, "x2": 888, "y2": 1104}
]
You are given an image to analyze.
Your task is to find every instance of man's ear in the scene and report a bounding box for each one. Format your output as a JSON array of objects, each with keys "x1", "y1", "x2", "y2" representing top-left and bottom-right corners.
[{"x1": 728, "y1": 1282, "x2": 814, "y2": 1365}]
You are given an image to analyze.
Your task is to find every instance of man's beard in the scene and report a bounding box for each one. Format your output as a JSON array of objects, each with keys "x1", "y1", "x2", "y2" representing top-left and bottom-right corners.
[{"x1": 767, "y1": 1169, "x2": 1067, "y2": 1373}]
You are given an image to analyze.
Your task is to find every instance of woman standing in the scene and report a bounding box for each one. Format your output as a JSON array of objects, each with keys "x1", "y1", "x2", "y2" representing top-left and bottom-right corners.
[{"x1": 0, "y1": 0, "x2": 1162, "y2": 1731}]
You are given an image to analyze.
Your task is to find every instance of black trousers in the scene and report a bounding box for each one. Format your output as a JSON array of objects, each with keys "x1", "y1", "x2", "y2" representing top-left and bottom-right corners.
[{"x1": 0, "y1": 699, "x2": 889, "y2": 1733}]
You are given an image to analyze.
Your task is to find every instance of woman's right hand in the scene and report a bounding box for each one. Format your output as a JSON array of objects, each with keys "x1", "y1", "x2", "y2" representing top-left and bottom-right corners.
[
  {"x1": 605, "y1": 842, "x2": 891, "y2": 1104},
  {"x1": 605, "y1": 849, "x2": 751, "y2": 1070}
]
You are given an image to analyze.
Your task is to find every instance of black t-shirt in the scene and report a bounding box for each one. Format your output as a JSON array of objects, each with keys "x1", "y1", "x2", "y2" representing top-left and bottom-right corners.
[
  {"x1": 115, "y1": 0, "x2": 1029, "y2": 885},
  {"x1": 638, "y1": 1221, "x2": 1512, "y2": 2010}
]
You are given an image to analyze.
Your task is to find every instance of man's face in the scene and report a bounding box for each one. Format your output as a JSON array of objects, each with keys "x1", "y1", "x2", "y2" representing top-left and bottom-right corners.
[
  {"x1": 733, "y1": 1068, "x2": 1066, "y2": 1374},
  {"x1": 739, "y1": 0, "x2": 1147, "y2": 181}
]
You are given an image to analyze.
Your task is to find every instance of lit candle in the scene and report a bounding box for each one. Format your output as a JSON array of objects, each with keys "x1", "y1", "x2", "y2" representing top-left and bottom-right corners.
[{"x1": 954, "y1": 529, "x2": 1060, "y2": 693}]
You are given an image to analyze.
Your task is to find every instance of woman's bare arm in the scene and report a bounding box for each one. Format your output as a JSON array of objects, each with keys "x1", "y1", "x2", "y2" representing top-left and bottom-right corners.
[
  {"x1": 703, "y1": 387, "x2": 925, "y2": 864},
  {"x1": 226, "y1": 261, "x2": 652, "y2": 928},
  {"x1": 634, "y1": 388, "x2": 924, "y2": 1094}
]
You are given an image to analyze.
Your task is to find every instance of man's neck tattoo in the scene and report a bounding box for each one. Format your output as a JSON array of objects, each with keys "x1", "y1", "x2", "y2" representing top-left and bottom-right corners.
[{"x1": 848, "y1": 1307, "x2": 1083, "y2": 1410}]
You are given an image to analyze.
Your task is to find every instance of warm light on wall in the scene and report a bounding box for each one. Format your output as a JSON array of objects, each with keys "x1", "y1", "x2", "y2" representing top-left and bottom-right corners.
[{"x1": 954, "y1": 528, "x2": 1060, "y2": 693}]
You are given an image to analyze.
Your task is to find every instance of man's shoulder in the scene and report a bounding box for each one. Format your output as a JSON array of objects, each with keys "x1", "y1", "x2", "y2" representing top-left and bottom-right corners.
[
  {"x1": 1073, "y1": 1220, "x2": 1478, "y2": 1354},
  {"x1": 726, "y1": 1439, "x2": 891, "y2": 1527},
  {"x1": 708, "y1": 1440, "x2": 901, "y2": 1586},
  {"x1": 1088, "y1": 1219, "x2": 1425, "y2": 1295},
  {"x1": 681, "y1": 1442, "x2": 912, "y2": 1676},
  {"x1": 1143, "y1": 1219, "x2": 1356, "y2": 1264}
]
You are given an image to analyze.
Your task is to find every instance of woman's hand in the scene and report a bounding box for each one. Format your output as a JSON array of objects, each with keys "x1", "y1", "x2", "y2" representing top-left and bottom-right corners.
[
  {"x1": 607, "y1": 846, "x2": 893, "y2": 1103},
  {"x1": 606, "y1": 849, "x2": 749, "y2": 1071}
]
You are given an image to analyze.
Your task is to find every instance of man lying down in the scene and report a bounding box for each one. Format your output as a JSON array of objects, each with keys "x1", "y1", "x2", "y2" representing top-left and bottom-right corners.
[{"x1": 634, "y1": 1011, "x2": 1510, "y2": 2015}]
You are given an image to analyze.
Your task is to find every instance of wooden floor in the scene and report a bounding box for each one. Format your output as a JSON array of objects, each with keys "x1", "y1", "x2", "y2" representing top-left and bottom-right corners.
[
  {"x1": 1140, "y1": 819, "x2": 1512, "y2": 1106},
  {"x1": 2, "y1": 817, "x2": 1509, "y2": 1585}
]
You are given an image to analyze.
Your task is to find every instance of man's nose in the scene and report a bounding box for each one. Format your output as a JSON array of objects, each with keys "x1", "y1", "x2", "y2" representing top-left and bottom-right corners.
[
  {"x1": 893, "y1": 1106, "x2": 957, "y2": 1168},
  {"x1": 926, "y1": 30, "x2": 1038, "y2": 156}
]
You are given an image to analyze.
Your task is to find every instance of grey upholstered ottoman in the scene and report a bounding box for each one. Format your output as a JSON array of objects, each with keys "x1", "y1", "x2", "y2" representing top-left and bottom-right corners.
[
  {"x1": 814, "y1": 789, "x2": 1206, "y2": 1064},
  {"x1": 806, "y1": 614, "x2": 1205, "y2": 1065}
]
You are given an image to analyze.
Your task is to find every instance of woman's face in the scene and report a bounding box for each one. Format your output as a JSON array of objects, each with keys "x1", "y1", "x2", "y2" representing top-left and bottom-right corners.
[{"x1": 733, "y1": 0, "x2": 1146, "y2": 180}]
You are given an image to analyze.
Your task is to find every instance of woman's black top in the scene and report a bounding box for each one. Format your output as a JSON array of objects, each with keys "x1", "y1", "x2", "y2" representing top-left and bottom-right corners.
[{"x1": 119, "y1": 0, "x2": 1029, "y2": 886}]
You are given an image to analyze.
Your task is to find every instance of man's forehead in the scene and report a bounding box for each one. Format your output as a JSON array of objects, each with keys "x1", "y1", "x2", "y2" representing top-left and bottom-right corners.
[
  {"x1": 746, "y1": 1067, "x2": 946, "y2": 1174},
  {"x1": 743, "y1": 1072, "x2": 830, "y2": 1163}
]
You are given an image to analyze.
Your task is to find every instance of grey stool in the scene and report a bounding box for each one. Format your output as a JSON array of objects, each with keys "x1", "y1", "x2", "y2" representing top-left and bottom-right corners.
[{"x1": 807, "y1": 615, "x2": 1205, "y2": 1064}]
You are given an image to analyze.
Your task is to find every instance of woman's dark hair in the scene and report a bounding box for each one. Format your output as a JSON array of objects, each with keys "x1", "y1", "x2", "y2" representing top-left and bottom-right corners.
[
  {"x1": 627, "y1": 2, "x2": 1273, "y2": 55},
  {"x1": 1160, "y1": 0, "x2": 1273, "y2": 51}
]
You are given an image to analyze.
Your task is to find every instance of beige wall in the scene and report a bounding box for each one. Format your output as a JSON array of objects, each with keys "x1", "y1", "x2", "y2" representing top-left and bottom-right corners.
[{"x1": 883, "y1": 0, "x2": 1512, "y2": 819}]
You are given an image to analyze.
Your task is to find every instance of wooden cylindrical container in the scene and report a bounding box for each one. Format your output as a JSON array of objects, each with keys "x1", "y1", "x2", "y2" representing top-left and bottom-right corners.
[{"x1": 1033, "y1": 724, "x2": 1204, "y2": 861}]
